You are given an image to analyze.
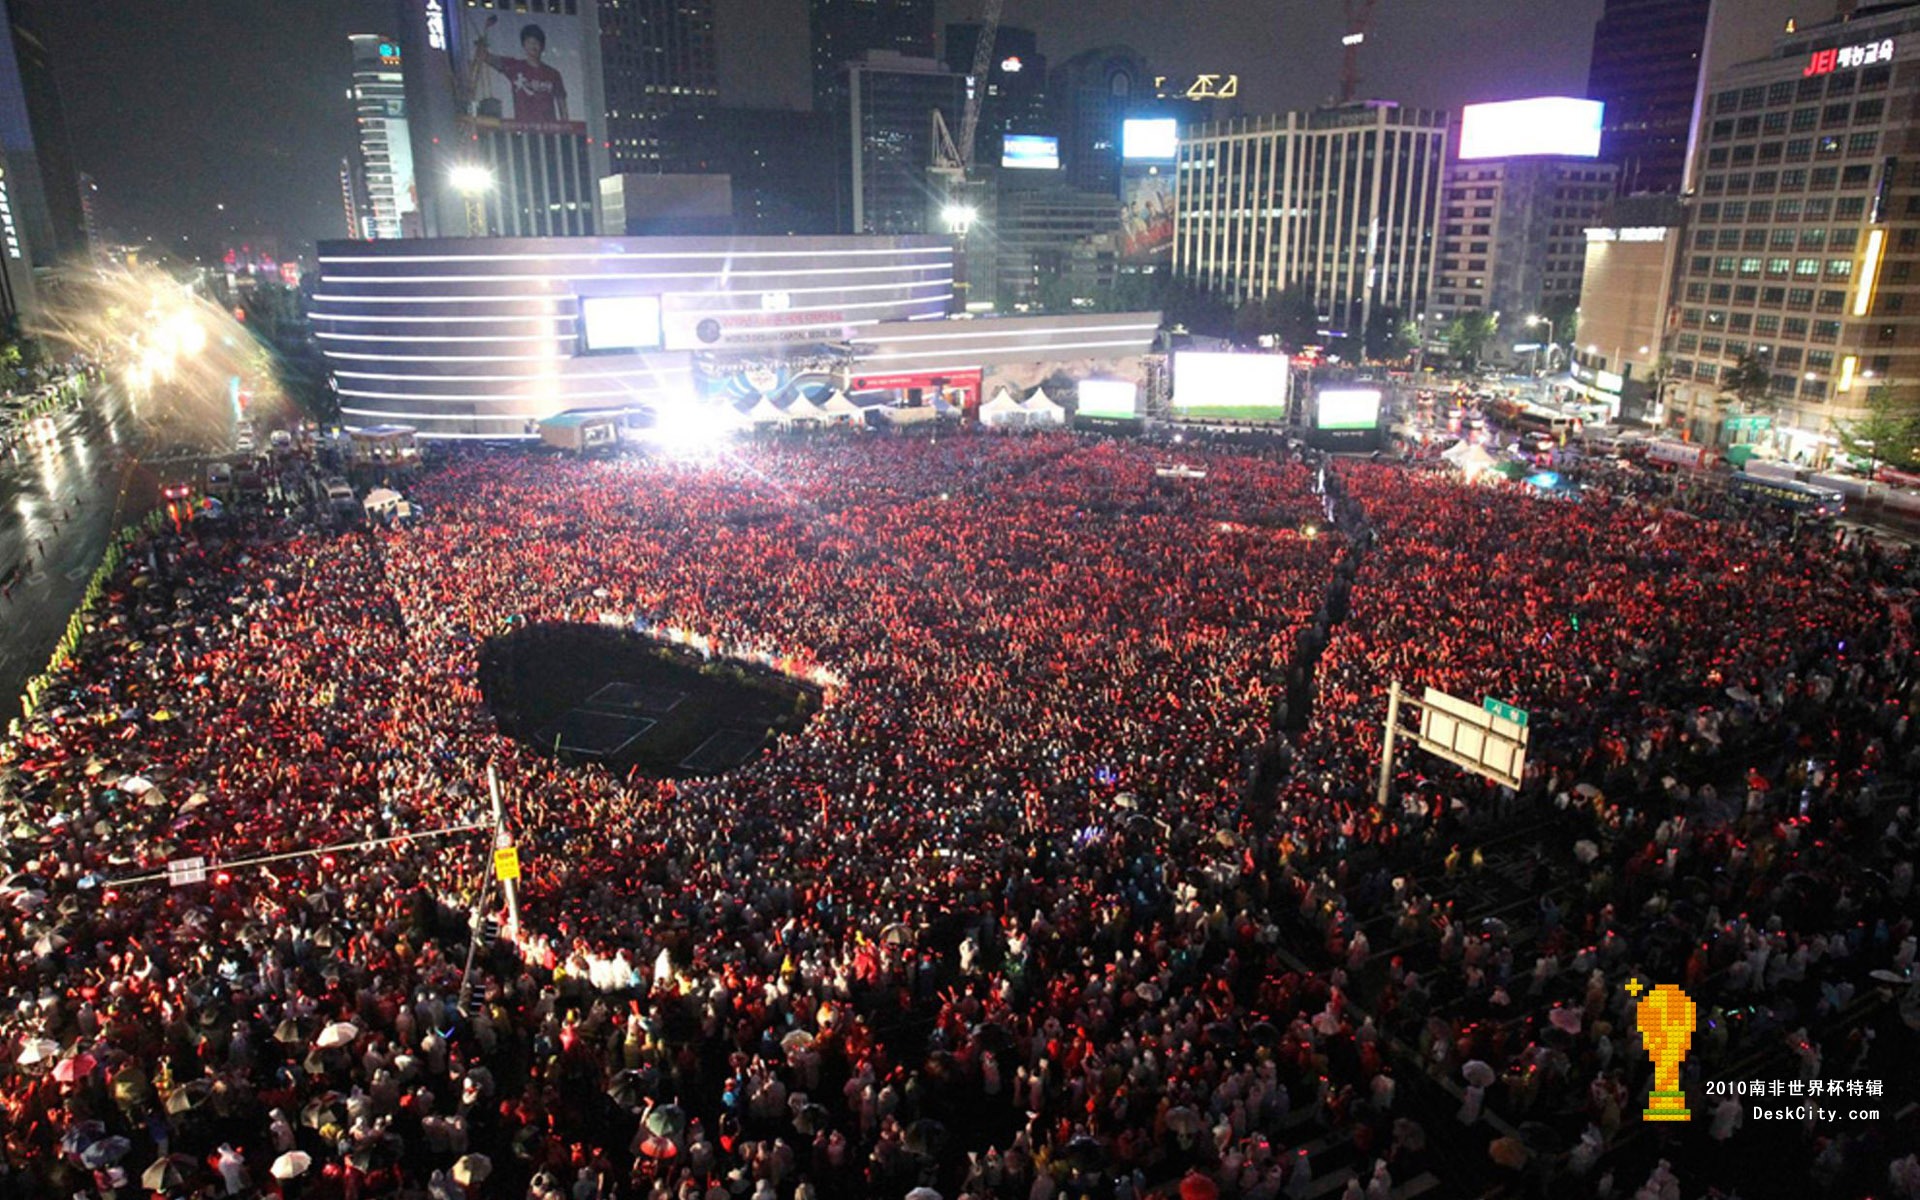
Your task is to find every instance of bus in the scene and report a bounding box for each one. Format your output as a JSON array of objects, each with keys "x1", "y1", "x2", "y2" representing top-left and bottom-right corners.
[{"x1": 1729, "y1": 472, "x2": 1846, "y2": 517}]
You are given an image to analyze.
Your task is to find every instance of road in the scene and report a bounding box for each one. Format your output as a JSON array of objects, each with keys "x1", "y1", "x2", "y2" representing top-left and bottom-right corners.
[{"x1": 0, "y1": 384, "x2": 164, "y2": 724}]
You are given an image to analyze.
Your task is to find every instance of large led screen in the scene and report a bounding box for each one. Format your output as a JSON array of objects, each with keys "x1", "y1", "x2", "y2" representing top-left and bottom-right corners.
[
  {"x1": 1122, "y1": 117, "x2": 1178, "y2": 160},
  {"x1": 1076, "y1": 379, "x2": 1138, "y2": 417},
  {"x1": 580, "y1": 295, "x2": 663, "y2": 352},
  {"x1": 1458, "y1": 97, "x2": 1604, "y2": 160},
  {"x1": 1316, "y1": 388, "x2": 1383, "y2": 430},
  {"x1": 1173, "y1": 352, "x2": 1290, "y2": 421},
  {"x1": 1002, "y1": 135, "x2": 1060, "y2": 170}
]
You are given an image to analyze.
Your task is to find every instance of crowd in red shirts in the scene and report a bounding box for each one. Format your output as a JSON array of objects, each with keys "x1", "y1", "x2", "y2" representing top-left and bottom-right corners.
[{"x1": 0, "y1": 431, "x2": 1915, "y2": 1200}]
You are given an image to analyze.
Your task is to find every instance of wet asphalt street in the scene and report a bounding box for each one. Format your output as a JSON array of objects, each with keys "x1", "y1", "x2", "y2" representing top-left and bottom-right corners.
[{"x1": 0, "y1": 385, "x2": 162, "y2": 723}]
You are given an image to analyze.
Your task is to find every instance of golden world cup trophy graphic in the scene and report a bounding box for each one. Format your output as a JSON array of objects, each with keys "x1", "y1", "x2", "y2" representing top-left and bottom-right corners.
[{"x1": 1628, "y1": 978, "x2": 1698, "y2": 1122}]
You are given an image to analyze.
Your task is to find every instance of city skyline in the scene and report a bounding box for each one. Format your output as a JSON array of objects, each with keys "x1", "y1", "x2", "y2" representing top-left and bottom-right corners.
[{"x1": 42, "y1": 0, "x2": 1601, "y2": 257}]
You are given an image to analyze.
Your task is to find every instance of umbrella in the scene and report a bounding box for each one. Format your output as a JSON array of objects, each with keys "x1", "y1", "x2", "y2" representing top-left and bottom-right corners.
[
  {"x1": 643, "y1": 1104, "x2": 686, "y2": 1137},
  {"x1": 780, "y1": 1030, "x2": 815, "y2": 1053},
  {"x1": 1869, "y1": 969, "x2": 1911, "y2": 985},
  {"x1": 1065, "y1": 1134, "x2": 1107, "y2": 1173},
  {"x1": 119, "y1": 776, "x2": 155, "y2": 795},
  {"x1": 606, "y1": 1070, "x2": 649, "y2": 1112},
  {"x1": 1462, "y1": 1060, "x2": 1497, "y2": 1088},
  {"x1": 1548, "y1": 1008, "x2": 1583, "y2": 1035},
  {"x1": 16, "y1": 1037, "x2": 58, "y2": 1066},
  {"x1": 301, "y1": 1093, "x2": 345, "y2": 1130},
  {"x1": 110, "y1": 1065, "x2": 149, "y2": 1105},
  {"x1": 52, "y1": 1052, "x2": 95, "y2": 1083},
  {"x1": 165, "y1": 1081, "x2": 212, "y2": 1114},
  {"x1": 316, "y1": 1020, "x2": 361, "y2": 1049},
  {"x1": 273, "y1": 1018, "x2": 304, "y2": 1045},
  {"x1": 80, "y1": 1136, "x2": 131, "y2": 1168},
  {"x1": 1135, "y1": 983, "x2": 1163, "y2": 1004},
  {"x1": 905, "y1": 1190, "x2": 943, "y2": 1200},
  {"x1": 346, "y1": 1138, "x2": 402, "y2": 1171},
  {"x1": 269, "y1": 1152, "x2": 312, "y2": 1181},
  {"x1": 60, "y1": 1120, "x2": 105, "y2": 1156},
  {"x1": 143, "y1": 1155, "x2": 196, "y2": 1189},
  {"x1": 903, "y1": 1118, "x2": 946, "y2": 1157},
  {"x1": 452, "y1": 1154, "x2": 492, "y2": 1186},
  {"x1": 1164, "y1": 1106, "x2": 1205, "y2": 1136}
]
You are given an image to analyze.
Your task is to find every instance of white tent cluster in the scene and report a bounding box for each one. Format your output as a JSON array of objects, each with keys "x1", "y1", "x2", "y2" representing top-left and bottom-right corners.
[
  {"x1": 738, "y1": 391, "x2": 866, "y2": 427},
  {"x1": 980, "y1": 386, "x2": 1065, "y2": 429}
]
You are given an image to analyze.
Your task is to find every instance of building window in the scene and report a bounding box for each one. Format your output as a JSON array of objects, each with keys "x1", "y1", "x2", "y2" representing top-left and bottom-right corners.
[
  {"x1": 1763, "y1": 111, "x2": 1789, "y2": 134},
  {"x1": 1767, "y1": 81, "x2": 1795, "y2": 106},
  {"x1": 1831, "y1": 229, "x2": 1857, "y2": 251},
  {"x1": 1710, "y1": 283, "x2": 1733, "y2": 301},
  {"x1": 1754, "y1": 171, "x2": 1778, "y2": 190},
  {"x1": 1744, "y1": 230, "x2": 1768, "y2": 251},
  {"x1": 1794, "y1": 257, "x2": 1821, "y2": 276},
  {"x1": 1701, "y1": 337, "x2": 1724, "y2": 354},
  {"x1": 1776, "y1": 199, "x2": 1802, "y2": 220},
  {"x1": 1847, "y1": 131, "x2": 1879, "y2": 154},
  {"x1": 1823, "y1": 103, "x2": 1852, "y2": 128},
  {"x1": 1682, "y1": 308, "x2": 1704, "y2": 328},
  {"x1": 1707, "y1": 147, "x2": 1730, "y2": 167},
  {"x1": 1697, "y1": 363, "x2": 1719, "y2": 382},
  {"x1": 1791, "y1": 108, "x2": 1818, "y2": 132},
  {"x1": 1776, "y1": 346, "x2": 1802, "y2": 366},
  {"x1": 1718, "y1": 229, "x2": 1743, "y2": 250},
  {"x1": 1677, "y1": 334, "x2": 1700, "y2": 352},
  {"x1": 1761, "y1": 287, "x2": 1786, "y2": 305},
  {"x1": 1704, "y1": 175, "x2": 1725, "y2": 194},
  {"x1": 1812, "y1": 167, "x2": 1840, "y2": 187},
  {"x1": 1740, "y1": 85, "x2": 1766, "y2": 110},
  {"x1": 1766, "y1": 257, "x2": 1792, "y2": 277},
  {"x1": 1770, "y1": 229, "x2": 1797, "y2": 250},
  {"x1": 1729, "y1": 315, "x2": 1753, "y2": 334},
  {"x1": 1739, "y1": 257, "x2": 1763, "y2": 276},
  {"x1": 1722, "y1": 200, "x2": 1746, "y2": 221},
  {"x1": 1734, "y1": 285, "x2": 1758, "y2": 304},
  {"x1": 1809, "y1": 349, "x2": 1836, "y2": 369},
  {"x1": 1785, "y1": 296, "x2": 1812, "y2": 316},
  {"x1": 1797, "y1": 76, "x2": 1826, "y2": 101},
  {"x1": 1780, "y1": 168, "x2": 1809, "y2": 189},
  {"x1": 1685, "y1": 282, "x2": 1708, "y2": 301},
  {"x1": 1836, "y1": 196, "x2": 1867, "y2": 218},
  {"x1": 1755, "y1": 314, "x2": 1781, "y2": 335},
  {"x1": 1819, "y1": 290, "x2": 1847, "y2": 312},
  {"x1": 1735, "y1": 122, "x2": 1760, "y2": 144},
  {"x1": 1699, "y1": 202, "x2": 1721, "y2": 221},
  {"x1": 1799, "y1": 228, "x2": 1826, "y2": 250},
  {"x1": 1812, "y1": 321, "x2": 1841, "y2": 342},
  {"x1": 1772, "y1": 372, "x2": 1800, "y2": 396}
]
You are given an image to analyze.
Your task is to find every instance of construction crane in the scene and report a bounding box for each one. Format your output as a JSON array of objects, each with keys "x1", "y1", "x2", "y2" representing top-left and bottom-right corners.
[
  {"x1": 1340, "y1": 0, "x2": 1377, "y2": 104},
  {"x1": 932, "y1": 0, "x2": 1004, "y2": 190}
]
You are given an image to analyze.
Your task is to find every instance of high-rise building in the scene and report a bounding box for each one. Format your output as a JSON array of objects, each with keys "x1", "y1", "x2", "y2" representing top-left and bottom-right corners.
[
  {"x1": 339, "y1": 159, "x2": 362, "y2": 240},
  {"x1": 1573, "y1": 195, "x2": 1686, "y2": 421},
  {"x1": 600, "y1": 0, "x2": 719, "y2": 173},
  {"x1": 1663, "y1": 2, "x2": 1920, "y2": 456},
  {"x1": 663, "y1": 106, "x2": 839, "y2": 234},
  {"x1": 0, "y1": 0, "x2": 83, "y2": 278},
  {"x1": 989, "y1": 186, "x2": 1122, "y2": 307},
  {"x1": 396, "y1": 0, "x2": 612, "y2": 237},
  {"x1": 349, "y1": 35, "x2": 419, "y2": 239},
  {"x1": 1050, "y1": 47, "x2": 1152, "y2": 197},
  {"x1": 77, "y1": 171, "x2": 99, "y2": 256},
  {"x1": 843, "y1": 51, "x2": 965, "y2": 235},
  {"x1": 1430, "y1": 101, "x2": 1619, "y2": 353},
  {"x1": 811, "y1": 0, "x2": 934, "y2": 111},
  {"x1": 1587, "y1": 0, "x2": 1711, "y2": 195},
  {"x1": 1174, "y1": 101, "x2": 1449, "y2": 341}
]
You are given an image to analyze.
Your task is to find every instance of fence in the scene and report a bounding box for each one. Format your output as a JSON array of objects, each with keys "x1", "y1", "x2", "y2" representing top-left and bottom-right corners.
[{"x1": 18, "y1": 509, "x2": 166, "y2": 719}]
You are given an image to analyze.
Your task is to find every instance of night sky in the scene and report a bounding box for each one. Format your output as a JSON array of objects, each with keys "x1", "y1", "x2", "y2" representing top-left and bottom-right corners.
[{"x1": 41, "y1": 0, "x2": 1601, "y2": 259}]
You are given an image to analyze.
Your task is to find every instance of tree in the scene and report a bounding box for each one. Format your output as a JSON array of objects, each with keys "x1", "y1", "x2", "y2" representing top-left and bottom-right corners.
[
  {"x1": 1271, "y1": 283, "x2": 1320, "y2": 351},
  {"x1": 1837, "y1": 384, "x2": 1920, "y2": 474},
  {"x1": 1538, "y1": 295, "x2": 1579, "y2": 357},
  {"x1": 1365, "y1": 305, "x2": 1415, "y2": 363},
  {"x1": 1445, "y1": 310, "x2": 1496, "y2": 367},
  {"x1": 1717, "y1": 351, "x2": 1772, "y2": 413}
]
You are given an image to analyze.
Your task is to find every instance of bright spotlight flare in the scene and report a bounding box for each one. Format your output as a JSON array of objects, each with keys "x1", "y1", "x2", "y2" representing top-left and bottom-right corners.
[
  {"x1": 647, "y1": 401, "x2": 741, "y2": 459},
  {"x1": 449, "y1": 164, "x2": 494, "y2": 195}
]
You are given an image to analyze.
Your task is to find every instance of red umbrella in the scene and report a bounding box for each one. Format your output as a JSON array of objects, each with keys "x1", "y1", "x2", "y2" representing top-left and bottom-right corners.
[{"x1": 52, "y1": 1053, "x2": 95, "y2": 1084}]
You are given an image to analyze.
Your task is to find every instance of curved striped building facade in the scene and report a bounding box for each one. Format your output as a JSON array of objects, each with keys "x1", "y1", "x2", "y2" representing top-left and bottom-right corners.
[
  {"x1": 314, "y1": 236, "x2": 1160, "y2": 438},
  {"x1": 314, "y1": 236, "x2": 955, "y2": 438}
]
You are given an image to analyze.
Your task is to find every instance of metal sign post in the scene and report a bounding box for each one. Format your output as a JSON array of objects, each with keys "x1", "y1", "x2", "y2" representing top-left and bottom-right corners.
[
  {"x1": 1378, "y1": 682, "x2": 1534, "y2": 795},
  {"x1": 487, "y1": 764, "x2": 520, "y2": 937},
  {"x1": 1376, "y1": 679, "x2": 1403, "y2": 807}
]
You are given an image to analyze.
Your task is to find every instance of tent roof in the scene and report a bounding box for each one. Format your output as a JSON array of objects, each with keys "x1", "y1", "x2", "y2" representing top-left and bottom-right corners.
[{"x1": 821, "y1": 392, "x2": 861, "y2": 413}]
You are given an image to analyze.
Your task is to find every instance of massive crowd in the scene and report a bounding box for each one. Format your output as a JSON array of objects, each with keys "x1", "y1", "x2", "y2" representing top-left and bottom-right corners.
[{"x1": 0, "y1": 430, "x2": 1915, "y2": 1200}]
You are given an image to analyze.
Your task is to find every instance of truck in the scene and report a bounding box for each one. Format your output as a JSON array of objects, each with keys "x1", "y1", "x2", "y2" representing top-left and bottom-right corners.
[{"x1": 1644, "y1": 439, "x2": 1714, "y2": 470}]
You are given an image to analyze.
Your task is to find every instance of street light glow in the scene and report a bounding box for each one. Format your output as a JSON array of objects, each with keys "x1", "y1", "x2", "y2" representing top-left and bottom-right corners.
[{"x1": 450, "y1": 164, "x2": 495, "y2": 195}]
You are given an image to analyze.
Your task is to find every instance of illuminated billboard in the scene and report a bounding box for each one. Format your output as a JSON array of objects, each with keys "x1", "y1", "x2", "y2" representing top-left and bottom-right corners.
[
  {"x1": 1316, "y1": 389, "x2": 1383, "y2": 430},
  {"x1": 580, "y1": 295, "x2": 663, "y2": 353},
  {"x1": 1122, "y1": 117, "x2": 1178, "y2": 160},
  {"x1": 1458, "y1": 97, "x2": 1604, "y2": 160},
  {"x1": 1002, "y1": 135, "x2": 1060, "y2": 170},
  {"x1": 1076, "y1": 379, "x2": 1137, "y2": 417},
  {"x1": 461, "y1": 7, "x2": 592, "y2": 133},
  {"x1": 1173, "y1": 352, "x2": 1290, "y2": 421},
  {"x1": 1121, "y1": 174, "x2": 1174, "y2": 261}
]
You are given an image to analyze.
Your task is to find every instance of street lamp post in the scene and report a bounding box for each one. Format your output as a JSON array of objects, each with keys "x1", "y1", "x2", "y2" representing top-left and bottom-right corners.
[{"x1": 1527, "y1": 315, "x2": 1555, "y2": 377}]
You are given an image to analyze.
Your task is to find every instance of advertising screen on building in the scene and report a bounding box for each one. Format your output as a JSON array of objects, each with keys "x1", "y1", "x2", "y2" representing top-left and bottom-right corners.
[
  {"x1": 1121, "y1": 173, "x2": 1174, "y2": 260},
  {"x1": 1002, "y1": 135, "x2": 1060, "y2": 170},
  {"x1": 1076, "y1": 379, "x2": 1137, "y2": 417},
  {"x1": 459, "y1": 6, "x2": 592, "y2": 133},
  {"x1": 1122, "y1": 118, "x2": 1178, "y2": 160},
  {"x1": 1458, "y1": 97, "x2": 1604, "y2": 160},
  {"x1": 1316, "y1": 388, "x2": 1383, "y2": 430},
  {"x1": 580, "y1": 295, "x2": 663, "y2": 353},
  {"x1": 1173, "y1": 352, "x2": 1290, "y2": 421}
]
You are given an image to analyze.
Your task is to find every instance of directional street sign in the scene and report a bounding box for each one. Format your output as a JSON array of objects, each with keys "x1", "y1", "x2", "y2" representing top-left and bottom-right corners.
[
  {"x1": 166, "y1": 856, "x2": 208, "y2": 887},
  {"x1": 493, "y1": 846, "x2": 521, "y2": 881},
  {"x1": 1483, "y1": 697, "x2": 1530, "y2": 728}
]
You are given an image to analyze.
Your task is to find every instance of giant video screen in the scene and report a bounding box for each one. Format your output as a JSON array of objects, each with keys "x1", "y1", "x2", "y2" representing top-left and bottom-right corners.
[
  {"x1": 1076, "y1": 379, "x2": 1137, "y2": 418},
  {"x1": 1458, "y1": 97, "x2": 1603, "y2": 160},
  {"x1": 1316, "y1": 388, "x2": 1383, "y2": 430},
  {"x1": 1173, "y1": 352, "x2": 1290, "y2": 422}
]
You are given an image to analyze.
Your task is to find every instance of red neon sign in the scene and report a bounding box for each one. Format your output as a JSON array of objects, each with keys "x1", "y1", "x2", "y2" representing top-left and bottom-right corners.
[{"x1": 1805, "y1": 48, "x2": 1838, "y2": 76}]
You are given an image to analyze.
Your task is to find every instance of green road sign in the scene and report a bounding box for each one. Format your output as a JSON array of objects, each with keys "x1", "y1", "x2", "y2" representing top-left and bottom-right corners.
[{"x1": 1483, "y1": 697, "x2": 1530, "y2": 728}]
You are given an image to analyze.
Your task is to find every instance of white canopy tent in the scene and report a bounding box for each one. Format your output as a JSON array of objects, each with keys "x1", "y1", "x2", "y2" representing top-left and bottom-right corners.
[
  {"x1": 979, "y1": 388, "x2": 1027, "y2": 429},
  {"x1": 745, "y1": 396, "x2": 789, "y2": 426},
  {"x1": 820, "y1": 392, "x2": 863, "y2": 424},
  {"x1": 1021, "y1": 392, "x2": 1066, "y2": 426},
  {"x1": 1442, "y1": 440, "x2": 1498, "y2": 478},
  {"x1": 783, "y1": 394, "x2": 826, "y2": 421}
]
